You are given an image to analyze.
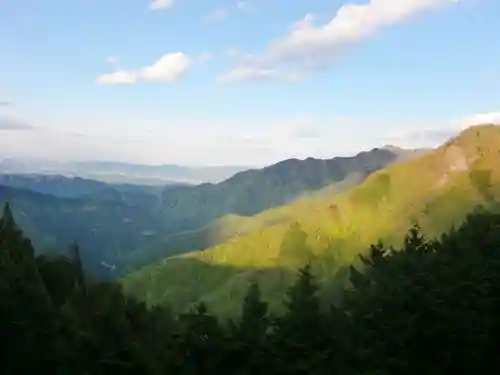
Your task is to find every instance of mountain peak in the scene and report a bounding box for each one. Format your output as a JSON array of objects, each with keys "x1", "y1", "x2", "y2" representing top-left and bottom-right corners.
[
  {"x1": 443, "y1": 124, "x2": 500, "y2": 151},
  {"x1": 380, "y1": 144, "x2": 405, "y2": 153}
]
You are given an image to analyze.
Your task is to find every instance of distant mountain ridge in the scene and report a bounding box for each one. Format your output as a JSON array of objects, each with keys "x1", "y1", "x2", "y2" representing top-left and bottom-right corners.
[
  {"x1": 0, "y1": 145, "x2": 407, "y2": 278},
  {"x1": 0, "y1": 173, "x2": 169, "y2": 198},
  {"x1": 155, "y1": 147, "x2": 413, "y2": 233},
  {"x1": 0, "y1": 157, "x2": 249, "y2": 185}
]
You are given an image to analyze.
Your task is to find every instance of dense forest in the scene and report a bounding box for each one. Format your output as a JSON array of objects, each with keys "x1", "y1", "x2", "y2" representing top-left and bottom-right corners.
[{"x1": 3, "y1": 199, "x2": 500, "y2": 374}]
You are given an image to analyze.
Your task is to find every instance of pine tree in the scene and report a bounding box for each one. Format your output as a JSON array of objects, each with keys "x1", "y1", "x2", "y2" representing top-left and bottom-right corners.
[
  {"x1": 284, "y1": 263, "x2": 321, "y2": 326},
  {"x1": 271, "y1": 264, "x2": 328, "y2": 375},
  {"x1": 0, "y1": 202, "x2": 60, "y2": 373},
  {"x1": 238, "y1": 281, "x2": 268, "y2": 343}
]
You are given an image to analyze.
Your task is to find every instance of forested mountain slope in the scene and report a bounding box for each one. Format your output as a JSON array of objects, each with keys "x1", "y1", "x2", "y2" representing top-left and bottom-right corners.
[
  {"x1": 0, "y1": 185, "x2": 165, "y2": 278},
  {"x1": 0, "y1": 147, "x2": 401, "y2": 278},
  {"x1": 122, "y1": 124, "x2": 500, "y2": 316},
  {"x1": 155, "y1": 147, "x2": 405, "y2": 233},
  {"x1": 4, "y1": 190, "x2": 500, "y2": 375}
]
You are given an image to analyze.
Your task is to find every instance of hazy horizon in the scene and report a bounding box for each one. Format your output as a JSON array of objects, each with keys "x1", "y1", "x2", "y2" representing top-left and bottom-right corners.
[{"x1": 1, "y1": 0, "x2": 499, "y2": 165}]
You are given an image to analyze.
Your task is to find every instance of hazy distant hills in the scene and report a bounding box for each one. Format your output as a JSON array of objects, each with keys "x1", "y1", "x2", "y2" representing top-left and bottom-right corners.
[
  {"x1": 0, "y1": 173, "x2": 167, "y2": 199},
  {"x1": 0, "y1": 157, "x2": 249, "y2": 185},
  {"x1": 122, "y1": 124, "x2": 500, "y2": 317},
  {"x1": 0, "y1": 146, "x2": 406, "y2": 278}
]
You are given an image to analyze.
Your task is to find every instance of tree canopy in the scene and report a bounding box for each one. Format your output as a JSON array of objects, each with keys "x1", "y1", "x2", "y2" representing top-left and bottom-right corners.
[{"x1": 2, "y1": 201, "x2": 500, "y2": 374}]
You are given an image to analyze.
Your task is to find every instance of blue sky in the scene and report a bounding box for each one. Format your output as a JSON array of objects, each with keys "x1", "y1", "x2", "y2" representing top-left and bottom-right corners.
[{"x1": 0, "y1": 0, "x2": 499, "y2": 166}]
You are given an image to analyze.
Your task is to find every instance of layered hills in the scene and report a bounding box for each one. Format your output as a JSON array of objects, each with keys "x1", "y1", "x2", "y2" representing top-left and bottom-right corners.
[
  {"x1": 122, "y1": 124, "x2": 500, "y2": 317},
  {"x1": 0, "y1": 147, "x2": 401, "y2": 278},
  {"x1": 0, "y1": 158, "x2": 247, "y2": 184},
  {"x1": 0, "y1": 173, "x2": 167, "y2": 198}
]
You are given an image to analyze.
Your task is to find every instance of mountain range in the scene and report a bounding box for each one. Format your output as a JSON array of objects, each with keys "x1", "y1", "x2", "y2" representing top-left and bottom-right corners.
[
  {"x1": 121, "y1": 124, "x2": 500, "y2": 317},
  {"x1": 0, "y1": 146, "x2": 408, "y2": 278},
  {"x1": 0, "y1": 157, "x2": 249, "y2": 185},
  {"x1": 4, "y1": 124, "x2": 497, "y2": 318}
]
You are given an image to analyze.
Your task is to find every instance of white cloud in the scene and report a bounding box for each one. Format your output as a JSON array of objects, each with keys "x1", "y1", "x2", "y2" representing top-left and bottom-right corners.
[
  {"x1": 150, "y1": 0, "x2": 174, "y2": 11},
  {"x1": 221, "y1": 0, "x2": 457, "y2": 83},
  {"x1": 0, "y1": 101, "x2": 12, "y2": 107},
  {"x1": 97, "y1": 70, "x2": 138, "y2": 85},
  {"x1": 269, "y1": 0, "x2": 455, "y2": 61},
  {"x1": 140, "y1": 53, "x2": 191, "y2": 82},
  {"x1": 96, "y1": 52, "x2": 191, "y2": 85},
  {"x1": 460, "y1": 112, "x2": 500, "y2": 126}
]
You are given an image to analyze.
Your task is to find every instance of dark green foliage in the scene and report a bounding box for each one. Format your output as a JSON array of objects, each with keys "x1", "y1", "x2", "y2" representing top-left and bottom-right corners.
[
  {"x1": 4, "y1": 201, "x2": 500, "y2": 374},
  {"x1": 0, "y1": 203, "x2": 59, "y2": 373},
  {"x1": 237, "y1": 281, "x2": 268, "y2": 342},
  {"x1": 344, "y1": 210, "x2": 500, "y2": 375}
]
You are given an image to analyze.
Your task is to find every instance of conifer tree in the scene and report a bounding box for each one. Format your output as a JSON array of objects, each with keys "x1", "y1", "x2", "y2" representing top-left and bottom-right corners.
[
  {"x1": 0, "y1": 202, "x2": 59, "y2": 373},
  {"x1": 238, "y1": 281, "x2": 268, "y2": 343},
  {"x1": 272, "y1": 264, "x2": 328, "y2": 375}
]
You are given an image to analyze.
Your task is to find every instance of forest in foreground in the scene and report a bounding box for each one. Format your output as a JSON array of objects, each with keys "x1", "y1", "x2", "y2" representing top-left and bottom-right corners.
[{"x1": 2, "y1": 201, "x2": 500, "y2": 375}]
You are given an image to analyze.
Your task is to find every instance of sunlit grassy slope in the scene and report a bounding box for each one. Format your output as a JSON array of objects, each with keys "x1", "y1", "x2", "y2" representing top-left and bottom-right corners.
[
  {"x1": 122, "y1": 124, "x2": 500, "y2": 317},
  {"x1": 120, "y1": 171, "x2": 368, "y2": 273}
]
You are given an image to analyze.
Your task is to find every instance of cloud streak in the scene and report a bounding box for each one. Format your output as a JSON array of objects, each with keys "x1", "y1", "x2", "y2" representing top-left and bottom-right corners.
[
  {"x1": 221, "y1": 0, "x2": 457, "y2": 83},
  {"x1": 1, "y1": 110, "x2": 497, "y2": 165},
  {"x1": 96, "y1": 52, "x2": 192, "y2": 85}
]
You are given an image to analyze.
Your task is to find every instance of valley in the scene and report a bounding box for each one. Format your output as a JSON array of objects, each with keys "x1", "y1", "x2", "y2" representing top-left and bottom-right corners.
[{"x1": 0, "y1": 146, "x2": 402, "y2": 278}]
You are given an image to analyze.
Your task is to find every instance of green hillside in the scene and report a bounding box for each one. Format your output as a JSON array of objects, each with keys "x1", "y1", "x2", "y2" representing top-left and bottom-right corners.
[
  {"x1": 122, "y1": 124, "x2": 500, "y2": 317},
  {"x1": 155, "y1": 147, "x2": 403, "y2": 233},
  {"x1": 120, "y1": 170, "x2": 369, "y2": 273},
  {"x1": 1, "y1": 147, "x2": 399, "y2": 278},
  {"x1": 5, "y1": 181, "x2": 500, "y2": 375}
]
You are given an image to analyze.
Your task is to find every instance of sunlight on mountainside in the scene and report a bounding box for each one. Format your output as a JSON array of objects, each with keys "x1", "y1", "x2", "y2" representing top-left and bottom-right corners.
[{"x1": 122, "y1": 124, "x2": 500, "y2": 316}]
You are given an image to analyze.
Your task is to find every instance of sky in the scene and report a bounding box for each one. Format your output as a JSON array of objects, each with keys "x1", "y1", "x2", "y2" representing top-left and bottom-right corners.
[{"x1": 0, "y1": 0, "x2": 499, "y2": 166}]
